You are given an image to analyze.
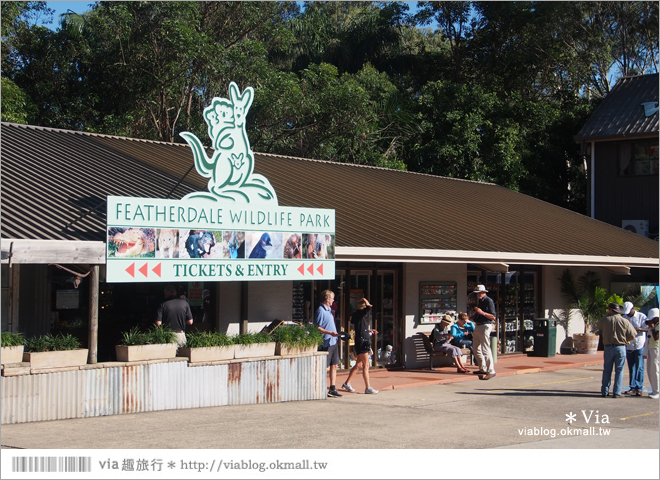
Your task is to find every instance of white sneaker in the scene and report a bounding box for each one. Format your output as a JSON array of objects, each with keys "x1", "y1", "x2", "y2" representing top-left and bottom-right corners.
[
  {"x1": 341, "y1": 383, "x2": 355, "y2": 393},
  {"x1": 365, "y1": 387, "x2": 379, "y2": 394},
  {"x1": 649, "y1": 393, "x2": 659, "y2": 399}
]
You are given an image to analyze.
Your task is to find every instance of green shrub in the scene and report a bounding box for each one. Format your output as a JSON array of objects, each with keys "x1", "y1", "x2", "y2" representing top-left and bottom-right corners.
[
  {"x1": 25, "y1": 333, "x2": 81, "y2": 352},
  {"x1": 185, "y1": 331, "x2": 233, "y2": 348},
  {"x1": 232, "y1": 331, "x2": 272, "y2": 346},
  {"x1": 118, "y1": 324, "x2": 177, "y2": 346},
  {"x1": 1, "y1": 331, "x2": 25, "y2": 348},
  {"x1": 270, "y1": 324, "x2": 323, "y2": 349}
]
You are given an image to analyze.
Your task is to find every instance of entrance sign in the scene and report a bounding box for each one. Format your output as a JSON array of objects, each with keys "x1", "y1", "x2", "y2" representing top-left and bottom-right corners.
[
  {"x1": 106, "y1": 196, "x2": 335, "y2": 283},
  {"x1": 105, "y1": 82, "x2": 335, "y2": 283}
]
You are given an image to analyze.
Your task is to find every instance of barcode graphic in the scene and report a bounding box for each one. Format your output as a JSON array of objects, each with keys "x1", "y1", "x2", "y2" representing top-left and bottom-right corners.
[{"x1": 12, "y1": 456, "x2": 92, "y2": 473}]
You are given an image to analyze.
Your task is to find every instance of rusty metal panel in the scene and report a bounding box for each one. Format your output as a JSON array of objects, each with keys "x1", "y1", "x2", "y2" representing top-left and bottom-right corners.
[
  {"x1": 84, "y1": 367, "x2": 122, "y2": 417},
  {"x1": 1, "y1": 370, "x2": 84, "y2": 424},
  {"x1": 2, "y1": 355, "x2": 327, "y2": 424}
]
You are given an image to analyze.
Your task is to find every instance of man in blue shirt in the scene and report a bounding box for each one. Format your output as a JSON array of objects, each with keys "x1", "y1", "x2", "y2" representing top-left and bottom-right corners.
[{"x1": 314, "y1": 289, "x2": 342, "y2": 397}]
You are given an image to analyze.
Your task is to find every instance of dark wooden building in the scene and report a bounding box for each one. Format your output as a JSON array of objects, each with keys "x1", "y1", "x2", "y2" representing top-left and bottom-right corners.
[{"x1": 576, "y1": 73, "x2": 659, "y2": 240}]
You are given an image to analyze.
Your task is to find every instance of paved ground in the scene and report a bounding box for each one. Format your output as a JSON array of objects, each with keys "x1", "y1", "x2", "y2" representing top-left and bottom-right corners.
[{"x1": 1, "y1": 355, "x2": 658, "y2": 479}]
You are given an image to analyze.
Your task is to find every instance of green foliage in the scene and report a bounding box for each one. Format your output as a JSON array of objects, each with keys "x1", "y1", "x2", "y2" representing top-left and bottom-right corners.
[
  {"x1": 184, "y1": 331, "x2": 233, "y2": 348},
  {"x1": 559, "y1": 269, "x2": 615, "y2": 334},
  {"x1": 2, "y1": 1, "x2": 657, "y2": 214},
  {"x1": 232, "y1": 331, "x2": 272, "y2": 346},
  {"x1": 25, "y1": 332, "x2": 81, "y2": 352},
  {"x1": 1, "y1": 331, "x2": 26, "y2": 348},
  {"x1": 118, "y1": 324, "x2": 177, "y2": 346},
  {"x1": 270, "y1": 324, "x2": 323, "y2": 349}
]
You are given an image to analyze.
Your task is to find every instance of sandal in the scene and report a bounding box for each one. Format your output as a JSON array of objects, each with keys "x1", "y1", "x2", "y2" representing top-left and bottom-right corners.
[{"x1": 456, "y1": 368, "x2": 469, "y2": 374}]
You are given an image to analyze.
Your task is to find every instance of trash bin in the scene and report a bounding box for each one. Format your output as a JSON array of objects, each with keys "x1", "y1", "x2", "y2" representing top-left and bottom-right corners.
[
  {"x1": 528, "y1": 318, "x2": 556, "y2": 357},
  {"x1": 490, "y1": 330, "x2": 498, "y2": 363}
]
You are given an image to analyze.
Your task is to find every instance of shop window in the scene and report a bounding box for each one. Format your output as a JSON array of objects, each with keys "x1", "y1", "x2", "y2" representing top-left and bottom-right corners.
[{"x1": 619, "y1": 140, "x2": 659, "y2": 176}]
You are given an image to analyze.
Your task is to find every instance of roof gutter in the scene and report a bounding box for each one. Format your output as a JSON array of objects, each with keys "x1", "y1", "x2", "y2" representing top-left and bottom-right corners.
[{"x1": 336, "y1": 246, "x2": 658, "y2": 272}]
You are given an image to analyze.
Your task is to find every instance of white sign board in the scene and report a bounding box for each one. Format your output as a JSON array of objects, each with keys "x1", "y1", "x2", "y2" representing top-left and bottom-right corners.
[{"x1": 106, "y1": 196, "x2": 335, "y2": 283}]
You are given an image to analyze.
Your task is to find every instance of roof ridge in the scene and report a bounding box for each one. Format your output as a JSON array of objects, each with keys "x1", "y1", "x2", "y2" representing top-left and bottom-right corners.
[
  {"x1": 1, "y1": 122, "x2": 191, "y2": 148},
  {"x1": 2, "y1": 122, "x2": 496, "y2": 186}
]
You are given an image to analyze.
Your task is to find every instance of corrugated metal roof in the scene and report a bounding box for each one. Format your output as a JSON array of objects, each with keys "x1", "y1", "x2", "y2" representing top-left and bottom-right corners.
[
  {"x1": 575, "y1": 74, "x2": 659, "y2": 141},
  {"x1": 1, "y1": 122, "x2": 658, "y2": 264}
]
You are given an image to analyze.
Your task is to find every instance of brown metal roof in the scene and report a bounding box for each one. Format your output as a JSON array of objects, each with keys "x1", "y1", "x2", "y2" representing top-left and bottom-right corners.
[
  {"x1": 2, "y1": 122, "x2": 658, "y2": 266},
  {"x1": 575, "y1": 74, "x2": 659, "y2": 142}
]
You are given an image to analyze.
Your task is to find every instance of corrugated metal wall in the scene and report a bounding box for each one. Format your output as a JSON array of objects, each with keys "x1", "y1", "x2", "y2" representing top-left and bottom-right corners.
[{"x1": 1, "y1": 355, "x2": 327, "y2": 424}]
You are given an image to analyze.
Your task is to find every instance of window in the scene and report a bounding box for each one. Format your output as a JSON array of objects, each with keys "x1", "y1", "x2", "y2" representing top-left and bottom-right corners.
[{"x1": 619, "y1": 140, "x2": 659, "y2": 176}]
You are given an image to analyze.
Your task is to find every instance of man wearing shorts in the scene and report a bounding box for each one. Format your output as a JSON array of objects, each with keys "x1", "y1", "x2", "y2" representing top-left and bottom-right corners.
[{"x1": 314, "y1": 289, "x2": 342, "y2": 397}]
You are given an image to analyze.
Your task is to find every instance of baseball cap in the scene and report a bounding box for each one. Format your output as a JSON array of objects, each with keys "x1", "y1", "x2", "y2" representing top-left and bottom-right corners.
[{"x1": 622, "y1": 302, "x2": 634, "y2": 315}]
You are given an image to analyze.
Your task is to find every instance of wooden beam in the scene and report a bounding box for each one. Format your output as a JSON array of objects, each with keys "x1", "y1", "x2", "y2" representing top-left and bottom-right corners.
[{"x1": 1, "y1": 240, "x2": 105, "y2": 265}]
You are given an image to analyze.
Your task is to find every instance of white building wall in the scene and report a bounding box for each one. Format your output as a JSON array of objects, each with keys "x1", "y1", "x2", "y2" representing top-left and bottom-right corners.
[{"x1": 402, "y1": 263, "x2": 467, "y2": 368}]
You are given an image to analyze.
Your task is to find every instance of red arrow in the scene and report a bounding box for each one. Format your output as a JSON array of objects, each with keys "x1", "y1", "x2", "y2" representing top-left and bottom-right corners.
[
  {"x1": 152, "y1": 263, "x2": 161, "y2": 277},
  {"x1": 307, "y1": 263, "x2": 315, "y2": 275},
  {"x1": 297, "y1": 263, "x2": 305, "y2": 275},
  {"x1": 125, "y1": 263, "x2": 135, "y2": 278},
  {"x1": 317, "y1": 263, "x2": 324, "y2": 275},
  {"x1": 138, "y1": 263, "x2": 149, "y2": 277}
]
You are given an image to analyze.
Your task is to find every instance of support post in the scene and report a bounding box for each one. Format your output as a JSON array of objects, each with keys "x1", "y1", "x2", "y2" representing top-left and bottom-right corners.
[
  {"x1": 88, "y1": 265, "x2": 99, "y2": 364},
  {"x1": 240, "y1": 282, "x2": 249, "y2": 334}
]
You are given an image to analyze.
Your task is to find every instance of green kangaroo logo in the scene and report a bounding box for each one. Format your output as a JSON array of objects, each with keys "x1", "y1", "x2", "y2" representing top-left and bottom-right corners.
[{"x1": 180, "y1": 82, "x2": 278, "y2": 204}]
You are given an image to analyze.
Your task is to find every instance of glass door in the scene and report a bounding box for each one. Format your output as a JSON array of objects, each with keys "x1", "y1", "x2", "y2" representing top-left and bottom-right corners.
[{"x1": 374, "y1": 271, "x2": 397, "y2": 367}]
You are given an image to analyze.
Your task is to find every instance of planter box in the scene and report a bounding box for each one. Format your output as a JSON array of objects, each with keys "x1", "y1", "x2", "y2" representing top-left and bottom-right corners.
[
  {"x1": 234, "y1": 342, "x2": 276, "y2": 359},
  {"x1": 1, "y1": 345, "x2": 25, "y2": 364},
  {"x1": 178, "y1": 345, "x2": 235, "y2": 362},
  {"x1": 275, "y1": 343, "x2": 318, "y2": 356},
  {"x1": 573, "y1": 334, "x2": 599, "y2": 354},
  {"x1": 115, "y1": 344, "x2": 178, "y2": 362},
  {"x1": 23, "y1": 349, "x2": 88, "y2": 369}
]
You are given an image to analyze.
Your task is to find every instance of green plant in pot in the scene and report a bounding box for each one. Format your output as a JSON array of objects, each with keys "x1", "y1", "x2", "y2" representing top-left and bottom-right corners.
[
  {"x1": 1, "y1": 331, "x2": 25, "y2": 348},
  {"x1": 179, "y1": 331, "x2": 235, "y2": 362},
  {"x1": 22, "y1": 332, "x2": 88, "y2": 368},
  {"x1": 116, "y1": 324, "x2": 178, "y2": 362},
  {"x1": 185, "y1": 331, "x2": 233, "y2": 348},
  {"x1": 559, "y1": 269, "x2": 615, "y2": 354},
  {"x1": 118, "y1": 324, "x2": 177, "y2": 346},
  {"x1": 25, "y1": 332, "x2": 81, "y2": 352},
  {"x1": 232, "y1": 331, "x2": 275, "y2": 359},
  {"x1": 271, "y1": 323, "x2": 323, "y2": 354},
  {"x1": 1, "y1": 331, "x2": 26, "y2": 364}
]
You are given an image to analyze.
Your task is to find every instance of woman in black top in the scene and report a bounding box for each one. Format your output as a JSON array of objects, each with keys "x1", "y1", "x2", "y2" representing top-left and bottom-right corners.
[{"x1": 341, "y1": 298, "x2": 379, "y2": 394}]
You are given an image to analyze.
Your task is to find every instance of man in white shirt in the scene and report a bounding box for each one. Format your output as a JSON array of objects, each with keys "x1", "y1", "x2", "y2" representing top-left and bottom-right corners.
[{"x1": 622, "y1": 302, "x2": 647, "y2": 396}]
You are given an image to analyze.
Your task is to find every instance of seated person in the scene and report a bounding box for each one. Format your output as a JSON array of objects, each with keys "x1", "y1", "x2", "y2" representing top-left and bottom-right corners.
[
  {"x1": 451, "y1": 312, "x2": 476, "y2": 364},
  {"x1": 431, "y1": 315, "x2": 469, "y2": 373}
]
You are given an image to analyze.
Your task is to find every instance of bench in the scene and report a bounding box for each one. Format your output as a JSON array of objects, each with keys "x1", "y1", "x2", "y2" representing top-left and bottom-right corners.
[{"x1": 415, "y1": 332, "x2": 472, "y2": 370}]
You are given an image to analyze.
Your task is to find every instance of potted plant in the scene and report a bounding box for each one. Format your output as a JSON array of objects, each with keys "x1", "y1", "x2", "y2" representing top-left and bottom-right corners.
[
  {"x1": 232, "y1": 331, "x2": 275, "y2": 359},
  {"x1": 559, "y1": 269, "x2": 610, "y2": 354},
  {"x1": 178, "y1": 331, "x2": 235, "y2": 362},
  {"x1": 115, "y1": 325, "x2": 178, "y2": 362},
  {"x1": 23, "y1": 332, "x2": 88, "y2": 368},
  {"x1": 1, "y1": 331, "x2": 26, "y2": 364},
  {"x1": 271, "y1": 323, "x2": 323, "y2": 355}
]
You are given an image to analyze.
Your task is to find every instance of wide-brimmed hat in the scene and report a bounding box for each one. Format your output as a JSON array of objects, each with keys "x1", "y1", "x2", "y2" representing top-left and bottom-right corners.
[
  {"x1": 440, "y1": 314, "x2": 454, "y2": 325},
  {"x1": 473, "y1": 285, "x2": 488, "y2": 293},
  {"x1": 607, "y1": 302, "x2": 623, "y2": 314},
  {"x1": 622, "y1": 301, "x2": 634, "y2": 315},
  {"x1": 647, "y1": 308, "x2": 659, "y2": 320}
]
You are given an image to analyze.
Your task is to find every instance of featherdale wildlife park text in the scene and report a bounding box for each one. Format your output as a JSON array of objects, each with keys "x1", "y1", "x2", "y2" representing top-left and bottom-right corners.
[{"x1": 108, "y1": 196, "x2": 334, "y2": 231}]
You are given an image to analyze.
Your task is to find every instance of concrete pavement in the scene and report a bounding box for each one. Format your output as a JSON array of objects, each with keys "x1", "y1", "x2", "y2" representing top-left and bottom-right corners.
[{"x1": 1, "y1": 354, "x2": 658, "y2": 479}]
